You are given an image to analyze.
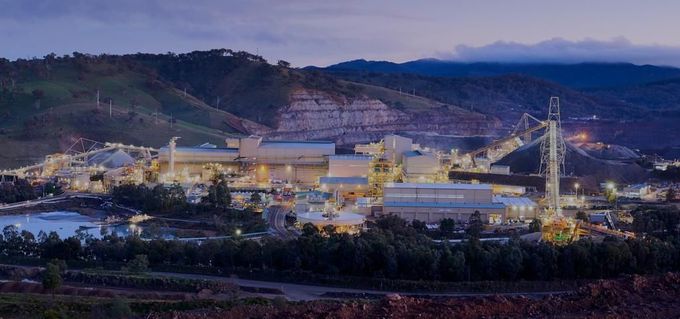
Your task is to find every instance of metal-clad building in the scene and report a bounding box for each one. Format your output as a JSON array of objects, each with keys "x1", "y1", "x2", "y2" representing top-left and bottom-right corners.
[
  {"x1": 382, "y1": 183, "x2": 506, "y2": 223},
  {"x1": 158, "y1": 136, "x2": 335, "y2": 184},
  {"x1": 328, "y1": 154, "x2": 371, "y2": 177}
]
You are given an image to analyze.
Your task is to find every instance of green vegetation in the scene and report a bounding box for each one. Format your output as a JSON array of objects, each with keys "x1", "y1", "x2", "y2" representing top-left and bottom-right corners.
[
  {"x1": 204, "y1": 174, "x2": 232, "y2": 211},
  {"x1": 63, "y1": 270, "x2": 237, "y2": 294},
  {"x1": 327, "y1": 70, "x2": 648, "y2": 119},
  {"x1": 111, "y1": 183, "x2": 187, "y2": 213},
  {"x1": 0, "y1": 179, "x2": 37, "y2": 203},
  {"x1": 2, "y1": 207, "x2": 680, "y2": 284},
  {"x1": 122, "y1": 255, "x2": 149, "y2": 274},
  {"x1": 111, "y1": 183, "x2": 267, "y2": 235},
  {"x1": 41, "y1": 262, "x2": 63, "y2": 296},
  {"x1": 0, "y1": 292, "x2": 256, "y2": 319}
]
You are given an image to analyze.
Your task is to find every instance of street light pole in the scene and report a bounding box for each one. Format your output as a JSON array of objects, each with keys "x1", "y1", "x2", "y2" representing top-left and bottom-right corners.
[{"x1": 574, "y1": 183, "x2": 580, "y2": 208}]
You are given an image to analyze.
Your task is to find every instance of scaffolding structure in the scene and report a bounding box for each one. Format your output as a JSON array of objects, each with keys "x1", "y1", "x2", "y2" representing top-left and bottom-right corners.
[
  {"x1": 538, "y1": 97, "x2": 579, "y2": 244},
  {"x1": 366, "y1": 140, "x2": 401, "y2": 198}
]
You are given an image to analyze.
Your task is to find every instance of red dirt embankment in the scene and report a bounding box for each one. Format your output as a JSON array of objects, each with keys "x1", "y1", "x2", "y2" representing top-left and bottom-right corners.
[{"x1": 149, "y1": 272, "x2": 680, "y2": 319}]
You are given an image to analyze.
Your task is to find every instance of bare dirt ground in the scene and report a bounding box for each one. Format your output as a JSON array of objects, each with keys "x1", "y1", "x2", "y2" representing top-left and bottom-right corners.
[{"x1": 147, "y1": 272, "x2": 680, "y2": 319}]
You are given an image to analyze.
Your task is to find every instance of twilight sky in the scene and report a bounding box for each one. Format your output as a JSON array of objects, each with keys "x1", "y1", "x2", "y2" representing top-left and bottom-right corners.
[{"x1": 2, "y1": 0, "x2": 680, "y2": 67}]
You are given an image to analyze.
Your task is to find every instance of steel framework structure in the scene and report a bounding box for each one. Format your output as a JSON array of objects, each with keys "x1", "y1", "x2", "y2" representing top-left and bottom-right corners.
[{"x1": 539, "y1": 97, "x2": 566, "y2": 217}]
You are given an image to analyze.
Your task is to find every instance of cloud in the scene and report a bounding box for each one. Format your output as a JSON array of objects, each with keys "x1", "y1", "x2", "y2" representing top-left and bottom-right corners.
[{"x1": 441, "y1": 38, "x2": 680, "y2": 66}]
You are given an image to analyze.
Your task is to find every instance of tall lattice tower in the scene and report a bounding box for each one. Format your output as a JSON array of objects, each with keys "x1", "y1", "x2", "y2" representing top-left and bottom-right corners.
[{"x1": 539, "y1": 97, "x2": 566, "y2": 216}]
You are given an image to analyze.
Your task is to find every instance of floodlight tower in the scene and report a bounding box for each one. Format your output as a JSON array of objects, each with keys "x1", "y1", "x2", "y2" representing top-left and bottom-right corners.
[{"x1": 540, "y1": 97, "x2": 566, "y2": 216}]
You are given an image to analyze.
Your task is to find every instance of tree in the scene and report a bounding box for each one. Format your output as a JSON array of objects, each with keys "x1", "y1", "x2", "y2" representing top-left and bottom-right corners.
[
  {"x1": 576, "y1": 211, "x2": 588, "y2": 222},
  {"x1": 250, "y1": 192, "x2": 262, "y2": 206},
  {"x1": 32, "y1": 89, "x2": 44, "y2": 109},
  {"x1": 529, "y1": 218, "x2": 542, "y2": 233},
  {"x1": 411, "y1": 220, "x2": 428, "y2": 233},
  {"x1": 107, "y1": 298, "x2": 132, "y2": 319},
  {"x1": 42, "y1": 262, "x2": 62, "y2": 297},
  {"x1": 205, "y1": 175, "x2": 231, "y2": 210},
  {"x1": 466, "y1": 211, "x2": 483, "y2": 240},
  {"x1": 440, "y1": 218, "x2": 456, "y2": 235},
  {"x1": 123, "y1": 254, "x2": 149, "y2": 274},
  {"x1": 277, "y1": 60, "x2": 291, "y2": 68}
]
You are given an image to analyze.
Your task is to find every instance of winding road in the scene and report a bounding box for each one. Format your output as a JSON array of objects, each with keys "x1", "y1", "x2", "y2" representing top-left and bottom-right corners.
[{"x1": 267, "y1": 204, "x2": 297, "y2": 239}]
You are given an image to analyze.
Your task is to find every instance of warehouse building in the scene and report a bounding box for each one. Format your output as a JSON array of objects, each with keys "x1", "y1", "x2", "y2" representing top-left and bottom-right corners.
[
  {"x1": 493, "y1": 195, "x2": 538, "y2": 221},
  {"x1": 159, "y1": 136, "x2": 334, "y2": 184},
  {"x1": 381, "y1": 183, "x2": 506, "y2": 224},
  {"x1": 328, "y1": 154, "x2": 371, "y2": 177},
  {"x1": 402, "y1": 150, "x2": 439, "y2": 182},
  {"x1": 319, "y1": 176, "x2": 369, "y2": 198}
]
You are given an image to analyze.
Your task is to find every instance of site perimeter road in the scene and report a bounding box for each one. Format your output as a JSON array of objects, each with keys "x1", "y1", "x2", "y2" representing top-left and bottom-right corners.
[
  {"x1": 0, "y1": 263, "x2": 573, "y2": 302},
  {"x1": 150, "y1": 271, "x2": 574, "y2": 301},
  {"x1": 267, "y1": 204, "x2": 297, "y2": 239}
]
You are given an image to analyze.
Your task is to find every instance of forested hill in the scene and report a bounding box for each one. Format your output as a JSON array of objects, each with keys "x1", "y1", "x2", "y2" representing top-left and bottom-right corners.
[
  {"x1": 0, "y1": 49, "x2": 486, "y2": 167},
  {"x1": 323, "y1": 70, "x2": 645, "y2": 120},
  {"x1": 320, "y1": 59, "x2": 680, "y2": 89},
  {"x1": 2, "y1": 49, "x2": 680, "y2": 166}
]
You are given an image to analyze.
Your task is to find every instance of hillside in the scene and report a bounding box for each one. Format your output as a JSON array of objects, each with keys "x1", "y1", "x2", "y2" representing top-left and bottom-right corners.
[
  {"x1": 588, "y1": 77, "x2": 680, "y2": 110},
  {"x1": 322, "y1": 71, "x2": 643, "y2": 120},
  {"x1": 2, "y1": 50, "x2": 680, "y2": 168},
  {"x1": 0, "y1": 50, "x2": 494, "y2": 167},
  {"x1": 322, "y1": 59, "x2": 680, "y2": 89}
]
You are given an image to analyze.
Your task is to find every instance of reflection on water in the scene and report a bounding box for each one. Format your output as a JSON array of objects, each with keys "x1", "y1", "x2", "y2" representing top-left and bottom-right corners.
[{"x1": 0, "y1": 211, "x2": 140, "y2": 239}]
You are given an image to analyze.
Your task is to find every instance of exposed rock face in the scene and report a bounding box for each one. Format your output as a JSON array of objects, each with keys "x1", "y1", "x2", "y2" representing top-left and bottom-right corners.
[{"x1": 250, "y1": 89, "x2": 500, "y2": 145}]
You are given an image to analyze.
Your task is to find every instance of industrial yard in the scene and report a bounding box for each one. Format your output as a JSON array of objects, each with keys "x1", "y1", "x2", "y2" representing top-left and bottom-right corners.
[
  {"x1": 0, "y1": 97, "x2": 672, "y2": 244},
  {"x1": 5, "y1": 2, "x2": 680, "y2": 316}
]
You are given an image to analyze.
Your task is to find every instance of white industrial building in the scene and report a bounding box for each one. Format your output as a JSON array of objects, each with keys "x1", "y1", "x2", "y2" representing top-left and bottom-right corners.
[
  {"x1": 383, "y1": 134, "x2": 413, "y2": 164},
  {"x1": 492, "y1": 196, "x2": 538, "y2": 220},
  {"x1": 328, "y1": 155, "x2": 371, "y2": 177},
  {"x1": 319, "y1": 176, "x2": 369, "y2": 198},
  {"x1": 159, "y1": 136, "x2": 334, "y2": 184},
  {"x1": 402, "y1": 150, "x2": 439, "y2": 182},
  {"x1": 381, "y1": 183, "x2": 506, "y2": 224}
]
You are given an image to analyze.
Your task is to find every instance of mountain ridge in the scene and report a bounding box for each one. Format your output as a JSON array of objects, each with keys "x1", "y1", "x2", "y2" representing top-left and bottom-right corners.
[{"x1": 317, "y1": 59, "x2": 680, "y2": 89}]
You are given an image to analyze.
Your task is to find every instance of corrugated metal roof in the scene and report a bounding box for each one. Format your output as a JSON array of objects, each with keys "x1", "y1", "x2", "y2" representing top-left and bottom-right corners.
[
  {"x1": 492, "y1": 196, "x2": 537, "y2": 207},
  {"x1": 259, "y1": 140, "x2": 335, "y2": 150},
  {"x1": 329, "y1": 154, "x2": 372, "y2": 161},
  {"x1": 159, "y1": 146, "x2": 238, "y2": 154},
  {"x1": 404, "y1": 150, "x2": 433, "y2": 158},
  {"x1": 384, "y1": 201, "x2": 505, "y2": 209},
  {"x1": 320, "y1": 176, "x2": 368, "y2": 185},
  {"x1": 384, "y1": 182, "x2": 492, "y2": 190}
]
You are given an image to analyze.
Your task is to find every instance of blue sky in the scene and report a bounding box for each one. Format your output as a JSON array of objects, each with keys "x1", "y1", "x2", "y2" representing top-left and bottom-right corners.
[{"x1": 2, "y1": 0, "x2": 680, "y2": 66}]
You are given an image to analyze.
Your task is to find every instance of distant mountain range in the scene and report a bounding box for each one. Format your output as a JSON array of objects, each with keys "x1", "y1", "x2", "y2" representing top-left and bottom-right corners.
[{"x1": 318, "y1": 59, "x2": 680, "y2": 89}]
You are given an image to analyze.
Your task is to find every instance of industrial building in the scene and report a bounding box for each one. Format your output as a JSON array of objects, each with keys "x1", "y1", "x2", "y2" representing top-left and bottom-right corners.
[
  {"x1": 402, "y1": 150, "x2": 439, "y2": 182},
  {"x1": 328, "y1": 155, "x2": 371, "y2": 177},
  {"x1": 319, "y1": 176, "x2": 369, "y2": 200},
  {"x1": 493, "y1": 196, "x2": 538, "y2": 220},
  {"x1": 381, "y1": 183, "x2": 507, "y2": 223},
  {"x1": 158, "y1": 136, "x2": 335, "y2": 184}
]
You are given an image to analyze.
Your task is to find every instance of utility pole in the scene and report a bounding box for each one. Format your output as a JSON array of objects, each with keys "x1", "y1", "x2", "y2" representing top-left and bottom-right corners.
[
  {"x1": 109, "y1": 99, "x2": 112, "y2": 118},
  {"x1": 96, "y1": 90, "x2": 100, "y2": 109},
  {"x1": 216, "y1": 96, "x2": 220, "y2": 110},
  {"x1": 183, "y1": 87, "x2": 187, "y2": 97}
]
